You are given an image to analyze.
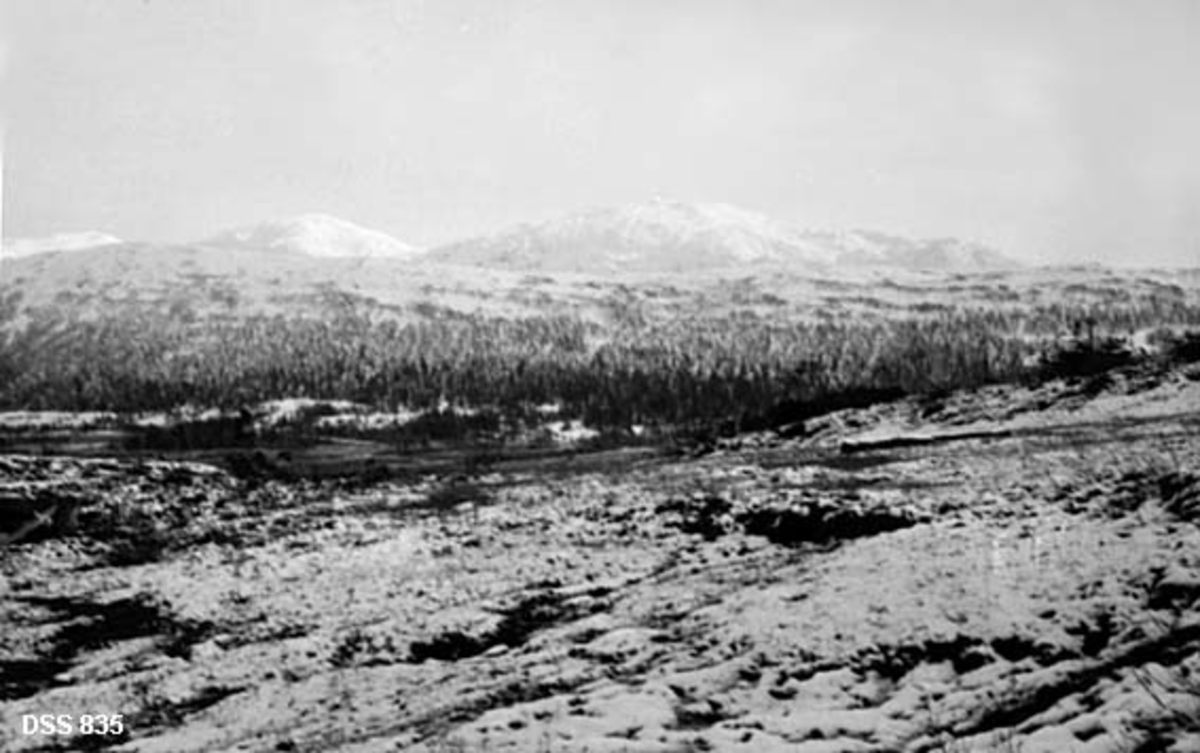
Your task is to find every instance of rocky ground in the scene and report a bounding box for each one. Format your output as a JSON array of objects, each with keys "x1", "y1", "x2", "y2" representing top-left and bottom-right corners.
[{"x1": 2, "y1": 364, "x2": 1200, "y2": 752}]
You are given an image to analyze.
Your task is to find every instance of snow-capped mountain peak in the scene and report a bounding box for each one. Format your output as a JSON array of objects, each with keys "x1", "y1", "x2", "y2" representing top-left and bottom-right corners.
[
  {"x1": 598, "y1": 199, "x2": 836, "y2": 263},
  {"x1": 202, "y1": 214, "x2": 420, "y2": 259},
  {"x1": 2, "y1": 231, "x2": 124, "y2": 259}
]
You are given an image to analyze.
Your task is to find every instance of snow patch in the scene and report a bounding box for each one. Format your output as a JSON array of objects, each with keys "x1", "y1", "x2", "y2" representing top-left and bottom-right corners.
[
  {"x1": 253, "y1": 398, "x2": 370, "y2": 429},
  {"x1": 313, "y1": 410, "x2": 422, "y2": 431},
  {"x1": 0, "y1": 411, "x2": 120, "y2": 430},
  {"x1": 542, "y1": 419, "x2": 599, "y2": 445}
]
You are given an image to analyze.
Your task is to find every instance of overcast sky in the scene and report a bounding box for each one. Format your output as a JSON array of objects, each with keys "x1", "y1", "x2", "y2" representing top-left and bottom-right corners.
[{"x1": 2, "y1": 0, "x2": 1198, "y2": 265}]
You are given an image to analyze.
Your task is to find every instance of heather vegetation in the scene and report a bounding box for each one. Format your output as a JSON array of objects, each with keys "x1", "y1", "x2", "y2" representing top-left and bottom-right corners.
[{"x1": 3, "y1": 293, "x2": 1200, "y2": 440}]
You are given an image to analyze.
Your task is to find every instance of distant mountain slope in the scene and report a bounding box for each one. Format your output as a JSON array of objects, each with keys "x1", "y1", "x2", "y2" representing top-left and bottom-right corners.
[
  {"x1": 201, "y1": 214, "x2": 421, "y2": 259},
  {"x1": 425, "y1": 200, "x2": 1022, "y2": 276},
  {"x1": 819, "y1": 230, "x2": 1019, "y2": 274},
  {"x1": 2, "y1": 231, "x2": 123, "y2": 259},
  {"x1": 425, "y1": 200, "x2": 839, "y2": 275}
]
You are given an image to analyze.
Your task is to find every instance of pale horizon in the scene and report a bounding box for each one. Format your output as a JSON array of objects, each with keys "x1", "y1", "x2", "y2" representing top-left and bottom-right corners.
[{"x1": 3, "y1": 0, "x2": 1198, "y2": 267}]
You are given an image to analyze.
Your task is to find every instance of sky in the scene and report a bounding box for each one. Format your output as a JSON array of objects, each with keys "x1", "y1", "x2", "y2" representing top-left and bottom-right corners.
[{"x1": 1, "y1": 0, "x2": 1198, "y2": 266}]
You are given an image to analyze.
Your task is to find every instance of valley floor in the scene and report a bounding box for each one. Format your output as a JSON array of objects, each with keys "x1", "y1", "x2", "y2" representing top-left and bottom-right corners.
[{"x1": 3, "y1": 363, "x2": 1200, "y2": 752}]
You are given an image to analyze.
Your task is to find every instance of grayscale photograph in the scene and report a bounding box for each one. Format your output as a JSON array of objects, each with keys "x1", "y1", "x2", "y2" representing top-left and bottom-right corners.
[{"x1": 2, "y1": 1, "x2": 1199, "y2": 750}]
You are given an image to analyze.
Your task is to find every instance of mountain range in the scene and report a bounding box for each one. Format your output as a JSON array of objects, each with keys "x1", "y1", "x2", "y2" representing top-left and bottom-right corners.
[{"x1": 2, "y1": 200, "x2": 1021, "y2": 276}]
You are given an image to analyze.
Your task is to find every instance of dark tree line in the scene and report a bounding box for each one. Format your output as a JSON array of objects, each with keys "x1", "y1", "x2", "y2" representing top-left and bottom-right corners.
[{"x1": 1, "y1": 295, "x2": 1198, "y2": 435}]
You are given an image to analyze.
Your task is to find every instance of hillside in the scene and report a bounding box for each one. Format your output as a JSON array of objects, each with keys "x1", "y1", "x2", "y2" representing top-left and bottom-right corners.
[
  {"x1": 0, "y1": 239, "x2": 615, "y2": 332},
  {"x1": 0, "y1": 235, "x2": 1191, "y2": 339}
]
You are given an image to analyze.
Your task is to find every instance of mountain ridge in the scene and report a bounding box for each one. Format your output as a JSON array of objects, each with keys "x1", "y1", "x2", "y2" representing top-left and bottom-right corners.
[
  {"x1": 4, "y1": 202, "x2": 1022, "y2": 275},
  {"x1": 426, "y1": 200, "x2": 838, "y2": 274}
]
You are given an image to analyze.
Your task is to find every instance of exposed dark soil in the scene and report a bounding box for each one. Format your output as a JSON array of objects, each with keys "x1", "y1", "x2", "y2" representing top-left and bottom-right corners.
[{"x1": 0, "y1": 594, "x2": 214, "y2": 701}]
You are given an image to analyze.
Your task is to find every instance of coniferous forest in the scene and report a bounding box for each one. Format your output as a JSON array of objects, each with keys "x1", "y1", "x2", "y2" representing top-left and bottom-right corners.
[{"x1": 3, "y1": 288, "x2": 1199, "y2": 441}]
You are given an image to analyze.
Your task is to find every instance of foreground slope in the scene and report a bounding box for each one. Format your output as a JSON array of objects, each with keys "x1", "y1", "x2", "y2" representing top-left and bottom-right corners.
[{"x1": 2, "y1": 360, "x2": 1199, "y2": 751}]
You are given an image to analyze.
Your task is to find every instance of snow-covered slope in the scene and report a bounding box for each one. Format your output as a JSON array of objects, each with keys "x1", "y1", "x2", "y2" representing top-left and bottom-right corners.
[
  {"x1": 425, "y1": 200, "x2": 1020, "y2": 276},
  {"x1": 201, "y1": 214, "x2": 420, "y2": 259},
  {"x1": 426, "y1": 200, "x2": 839, "y2": 275},
  {"x1": 2, "y1": 232, "x2": 124, "y2": 259},
  {"x1": 821, "y1": 229, "x2": 1019, "y2": 274}
]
